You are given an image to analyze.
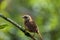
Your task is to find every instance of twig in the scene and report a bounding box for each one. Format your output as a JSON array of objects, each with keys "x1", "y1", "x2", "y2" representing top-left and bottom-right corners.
[{"x1": 0, "y1": 14, "x2": 36, "y2": 40}]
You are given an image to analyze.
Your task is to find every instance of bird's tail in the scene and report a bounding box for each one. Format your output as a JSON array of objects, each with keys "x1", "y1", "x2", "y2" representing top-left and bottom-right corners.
[{"x1": 37, "y1": 31, "x2": 43, "y2": 40}]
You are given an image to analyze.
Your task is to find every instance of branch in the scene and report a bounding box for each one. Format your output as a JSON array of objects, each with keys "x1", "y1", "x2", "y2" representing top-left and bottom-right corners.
[{"x1": 0, "y1": 14, "x2": 36, "y2": 40}]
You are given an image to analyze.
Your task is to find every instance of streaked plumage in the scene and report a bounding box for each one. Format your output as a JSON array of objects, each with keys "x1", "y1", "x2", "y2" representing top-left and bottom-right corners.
[{"x1": 22, "y1": 15, "x2": 43, "y2": 40}]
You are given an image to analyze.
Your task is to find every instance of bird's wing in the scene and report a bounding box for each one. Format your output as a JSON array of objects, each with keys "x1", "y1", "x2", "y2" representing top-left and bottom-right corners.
[{"x1": 29, "y1": 21, "x2": 38, "y2": 32}]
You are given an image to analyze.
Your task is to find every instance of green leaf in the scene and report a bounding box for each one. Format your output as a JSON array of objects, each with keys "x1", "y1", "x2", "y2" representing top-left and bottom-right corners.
[{"x1": 0, "y1": 23, "x2": 8, "y2": 29}]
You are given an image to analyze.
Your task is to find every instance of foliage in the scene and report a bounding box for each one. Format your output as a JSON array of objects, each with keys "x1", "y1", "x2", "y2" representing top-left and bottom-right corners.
[{"x1": 0, "y1": 0, "x2": 60, "y2": 40}]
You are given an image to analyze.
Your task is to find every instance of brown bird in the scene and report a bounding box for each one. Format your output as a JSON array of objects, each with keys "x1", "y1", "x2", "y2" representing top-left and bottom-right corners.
[{"x1": 22, "y1": 15, "x2": 43, "y2": 40}]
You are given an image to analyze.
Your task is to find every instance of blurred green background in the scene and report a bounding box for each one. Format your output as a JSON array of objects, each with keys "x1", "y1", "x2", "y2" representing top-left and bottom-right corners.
[{"x1": 0, "y1": 0, "x2": 60, "y2": 40}]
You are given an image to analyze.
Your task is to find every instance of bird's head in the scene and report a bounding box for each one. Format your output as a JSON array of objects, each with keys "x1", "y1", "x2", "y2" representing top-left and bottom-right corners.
[{"x1": 22, "y1": 15, "x2": 32, "y2": 21}]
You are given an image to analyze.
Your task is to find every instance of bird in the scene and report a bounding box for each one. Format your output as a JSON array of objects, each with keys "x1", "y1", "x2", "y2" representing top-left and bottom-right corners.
[{"x1": 22, "y1": 15, "x2": 43, "y2": 40}]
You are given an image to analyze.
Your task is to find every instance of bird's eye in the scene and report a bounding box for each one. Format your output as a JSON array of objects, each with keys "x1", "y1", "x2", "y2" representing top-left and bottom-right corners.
[{"x1": 24, "y1": 16, "x2": 28, "y2": 18}]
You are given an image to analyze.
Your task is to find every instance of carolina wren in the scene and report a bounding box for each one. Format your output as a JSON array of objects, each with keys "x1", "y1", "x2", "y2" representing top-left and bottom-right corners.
[{"x1": 22, "y1": 15, "x2": 43, "y2": 40}]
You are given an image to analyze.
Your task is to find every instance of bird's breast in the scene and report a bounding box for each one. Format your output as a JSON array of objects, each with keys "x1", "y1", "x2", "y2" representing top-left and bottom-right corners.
[{"x1": 24, "y1": 20, "x2": 37, "y2": 32}]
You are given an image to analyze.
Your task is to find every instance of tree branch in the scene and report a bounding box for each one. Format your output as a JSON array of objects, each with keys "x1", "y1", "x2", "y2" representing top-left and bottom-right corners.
[{"x1": 0, "y1": 14, "x2": 36, "y2": 40}]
